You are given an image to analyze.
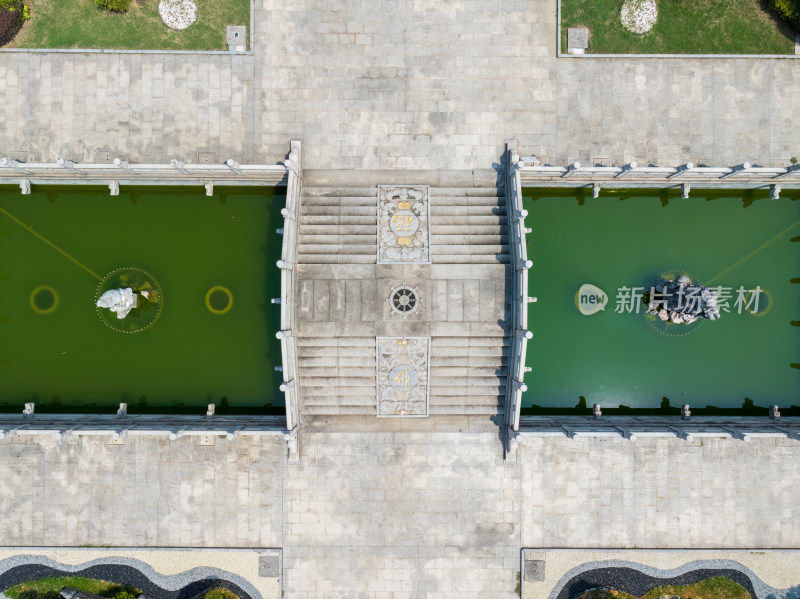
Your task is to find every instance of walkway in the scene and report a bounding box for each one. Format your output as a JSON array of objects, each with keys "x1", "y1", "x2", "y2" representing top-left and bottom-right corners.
[
  {"x1": 1, "y1": 0, "x2": 798, "y2": 169},
  {"x1": 1, "y1": 419, "x2": 799, "y2": 597}
]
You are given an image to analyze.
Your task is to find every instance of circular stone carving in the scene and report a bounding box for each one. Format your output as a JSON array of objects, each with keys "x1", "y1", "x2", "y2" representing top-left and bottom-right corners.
[
  {"x1": 389, "y1": 286, "x2": 419, "y2": 314},
  {"x1": 158, "y1": 0, "x2": 197, "y2": 30},
  {"x1": 389, "y1": 210, "x2": 420, "y2": 236},
  {"x1": 30, "y1": 285, "x2": 59, "y2": 315},
  {"x1": 388, "y1": 364, "x2": 419, "y2": 391},
  {"x1": 620, "y1": 0, "x2": 657, "y2": 34},
  {"x1": 96, "y1": 267, "x2": 162, "y2": 334},
  {"x1": 205, "y1": 285, "x2": 233, "y2": 315}
]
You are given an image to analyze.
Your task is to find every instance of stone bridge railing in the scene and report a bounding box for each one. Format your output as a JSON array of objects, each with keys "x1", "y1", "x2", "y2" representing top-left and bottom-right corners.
[
  {"x1": 0, "y1": 414, "x2": 287, "y2": 439},
  {"x1": 517, "y1": 160, "x2": 800, "y2": 193},
  {"x1": 0, "y1": 157, "x2": 288, "y2": 190},
  {"x1": 505, "y1": 146, "x2": 532, "y2": 446},
  {"x1": 518, "y1": 414, "x2": 800, "y2": 442},
  {"x1": 276, "y1": 141, "x2": 302, "y2": 434}
]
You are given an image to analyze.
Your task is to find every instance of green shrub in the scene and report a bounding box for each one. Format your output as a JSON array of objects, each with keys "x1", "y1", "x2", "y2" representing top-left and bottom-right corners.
[
  {"x1": 769, "y1": 0, "x2": 800, "y2": 28},
  {"x1": 0, "y1": 0, "x2": 28, "y2": 46},
  {"x1": 95, "y1": 0, "x2": 130, "y2": 13},
  {"x1": 18, "y1": 591, "x2": 40, "y2": 599},
  {"x1": 99, "y1": 584, "x2": 140, "y2": 598}
]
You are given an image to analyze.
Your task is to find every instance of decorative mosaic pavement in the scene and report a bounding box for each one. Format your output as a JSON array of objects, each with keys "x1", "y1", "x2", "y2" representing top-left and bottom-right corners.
[
  {"x1": 377, "y1": 185, "x2": 430, "y2": 264},
  {"x1": 375, "y1": 336, "x2": 430, "y2": 416}
]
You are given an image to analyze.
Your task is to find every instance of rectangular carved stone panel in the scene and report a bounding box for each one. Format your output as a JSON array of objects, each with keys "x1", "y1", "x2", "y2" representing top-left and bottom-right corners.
[
  {"x1": 377, "y1": 185, "x2": 431, "y2": 264},
  {"x1": 376, "y1": 336, "x2": 430, "y2": 417}
]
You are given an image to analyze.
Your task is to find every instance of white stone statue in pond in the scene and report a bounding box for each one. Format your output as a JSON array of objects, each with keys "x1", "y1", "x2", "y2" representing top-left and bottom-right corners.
[{"x1": 96, "y1": 287, "x2": 138, "y2": 319}]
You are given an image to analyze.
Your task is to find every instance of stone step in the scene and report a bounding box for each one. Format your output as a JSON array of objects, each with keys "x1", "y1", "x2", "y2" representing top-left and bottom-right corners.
[
  {"x1": 299, "y1": 394, "x2": 376, "y2": 406},
  {"x1": 431, "y1": 234, "x2": 509, "y2": 245},
  {"x1": 301, "y1": 405, "x2": 378, "y2": 415},
  {"x1": 299, "y1": 352, "x2": 376, "y2": 364},
  {"x1": 299, "y1": 225, "x2": 379, "y2": 235},
  {"x1": 434, "y1": 187, "x2": 504, "y2": 197},
  {"x1": 430, "y1": 214, "x2": 508, "y2": 226},
  {"x1": 432, "y1": 336, "x2": 509, "y2": 347},
  {"x1": 297, "y1": 253, "x2": 377, "y2": 264},
  {"x1": 304, "y1": 186, "x2": 502, "y2": 197},
  {"x1": 296, "y1": 365, "x2": 376, "y2": 378},
  {"x1": 303, "y1": 187, "x2": 377, "y2": 197},
  {"x1": 430, "y1": 205, "x2": 507, "y2": 216},
  {"x1": 431, "y1": 254, "x2": 511, "y2": 264},
  {"x1": 301, "y1": 376, "x2": 376, "y2": 388},
  {"x1": 302, "y1": 205, "x2": 377, "y2": 216},
  {"x1": 431, "y1": 348, "x2": 509, "y2": 360},
  {"x1": 300, "y1": 214, "x2": 378, "y2": 225},
  {"x1": 299, "y1": 234, "x2": 377, "y2": 246},
  {"x1": 430, "y1": 244, "x2": 510, "y2": 255},
  {"x1": 431, "y1": 378, "x2": 506, "y2": 399},
  {"x1": 431, "y1": 356, "x2": 508, "y2": 367},
  {"x1": 297, "y1": 336, "x2": 377, "y2": 348},
  {"x1": 430, "y1": 225, "x2": 505, "y2": 235},
  {"x1": 302, "y1": 195, "x2": 378, "y2": 206},
  {"x1": 429, "y1": 404, "x2": 503, "y2": 415},
  {"x1": 429, "y1": 392, "x2": 504, "y2": 405},
  {"x1": 298, "y1": 243, "x2": 376, "y2": 254},
  {"x1": 429, "y1": 196, "x2": 503, "y2": 206},
  {"x1": 301, "y1": 383, "x2": 376, "y2": 395},
  {"x1": 430, "y1": 367, "x2": 506, "y2": 378}
]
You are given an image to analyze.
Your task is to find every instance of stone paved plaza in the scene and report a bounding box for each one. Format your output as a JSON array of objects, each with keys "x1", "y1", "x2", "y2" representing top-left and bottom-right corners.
[
  {"x1": 2, "y1": 0, "x2": 800, "y2": 597},
  {"x1": 0, "y1": 424, "x2": 799, "y2": 597},
  {"x1": 1, "y1": 0, "x2": 799, "y2": 170}
]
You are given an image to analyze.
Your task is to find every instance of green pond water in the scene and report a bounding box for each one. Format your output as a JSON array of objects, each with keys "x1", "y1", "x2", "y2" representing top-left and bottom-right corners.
[
  {"x1": 523, "y1": 188, "x2": 800, "y2": 410},
  {"x1": 0, "y1": 186, "x2": 284, "y2": 412}
]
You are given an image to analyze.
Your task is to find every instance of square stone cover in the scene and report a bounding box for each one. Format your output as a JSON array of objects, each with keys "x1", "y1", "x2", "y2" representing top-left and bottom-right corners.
[
  {"x1": 227, "y1": 26, "x2": 246, "y2": 46},
  {"x1": 567, "y1": 27, "x2": 589, "y2": 50},
  {"x1": 258, "y1": 554, "x2": 279, "y2": 577}
]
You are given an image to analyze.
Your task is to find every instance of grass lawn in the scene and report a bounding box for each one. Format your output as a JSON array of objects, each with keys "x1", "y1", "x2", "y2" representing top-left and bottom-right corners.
[
  {"x1": 576, "y1": 577, "x2": 751, "y2": 599},
  {"x1": 4, "y1": 576, "x2": 141, "y2": 598},
  {"x1": 4, "y1": 0, "x2": 248, "y2": 50},
  {"x1": 561, "y1": 0, "x2": 796, "y2": 54}
]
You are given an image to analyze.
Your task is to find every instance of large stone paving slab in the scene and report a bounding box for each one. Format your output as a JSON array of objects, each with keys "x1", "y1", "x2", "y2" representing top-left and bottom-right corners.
[
  {"x1": 0, "y1": 435, "x2": 284, "y2": 547},
  {"x1": 519, "y1": 435, "x2": 800, "y2": 549}
]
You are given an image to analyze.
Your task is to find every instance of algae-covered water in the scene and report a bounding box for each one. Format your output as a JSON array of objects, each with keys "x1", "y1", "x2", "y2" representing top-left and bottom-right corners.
[
  {"x1": 0, "y1": 186, "x2": 284, "y2": 412},
  {"x1": 523, "y1": 188, "x2": 800, "y2": 409}
]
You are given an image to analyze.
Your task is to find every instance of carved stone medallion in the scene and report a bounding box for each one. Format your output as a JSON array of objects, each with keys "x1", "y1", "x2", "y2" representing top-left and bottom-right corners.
[
  {"x1": 377, "y1": 185, "x2": 430, "y2": 264},
  {"x1": 376, "y1": 336, "x2": 430, "y2": 417}
]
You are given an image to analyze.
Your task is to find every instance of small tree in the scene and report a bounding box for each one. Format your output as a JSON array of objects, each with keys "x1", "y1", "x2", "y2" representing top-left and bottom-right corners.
[
  {"x1": 769, "y1": 0, "x2": 800, "y2": 29},
  {"x1": 0, "y1": 0, "x2": 29, "y2": 46}
]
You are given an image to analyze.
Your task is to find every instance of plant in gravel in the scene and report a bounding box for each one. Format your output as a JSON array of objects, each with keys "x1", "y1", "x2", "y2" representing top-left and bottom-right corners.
[{"x1": 95, "y1": 0, "x2": 130, "y2": 13}]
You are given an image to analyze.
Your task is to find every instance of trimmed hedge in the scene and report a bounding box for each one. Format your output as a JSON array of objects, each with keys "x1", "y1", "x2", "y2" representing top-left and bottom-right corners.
[{"x1": 770, "y1": 0, "x2": 800, "y2": 28}]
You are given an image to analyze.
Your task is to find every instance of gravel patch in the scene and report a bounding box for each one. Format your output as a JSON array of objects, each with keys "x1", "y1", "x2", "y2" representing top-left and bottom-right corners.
[
  {"x1": 620, "y1": 0, "x2": 658, "y2": 34},
  {"x1": 158, "y1": 0, "x2": 197, "y2": 31}
]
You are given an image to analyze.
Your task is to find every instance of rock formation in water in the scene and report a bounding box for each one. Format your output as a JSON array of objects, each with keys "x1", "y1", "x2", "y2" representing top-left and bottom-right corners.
[
  {"x1": 97, "y1": 287, "x2": 138, "y2": 319},
  {"x1": 646, "y1": 275, "x2": 719, "y2": 324}
]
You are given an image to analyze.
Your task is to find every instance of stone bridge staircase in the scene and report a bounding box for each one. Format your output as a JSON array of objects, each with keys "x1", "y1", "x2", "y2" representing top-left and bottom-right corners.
[{"x1": 295, "y1": 185, "x2": 510, "y2": 418}]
